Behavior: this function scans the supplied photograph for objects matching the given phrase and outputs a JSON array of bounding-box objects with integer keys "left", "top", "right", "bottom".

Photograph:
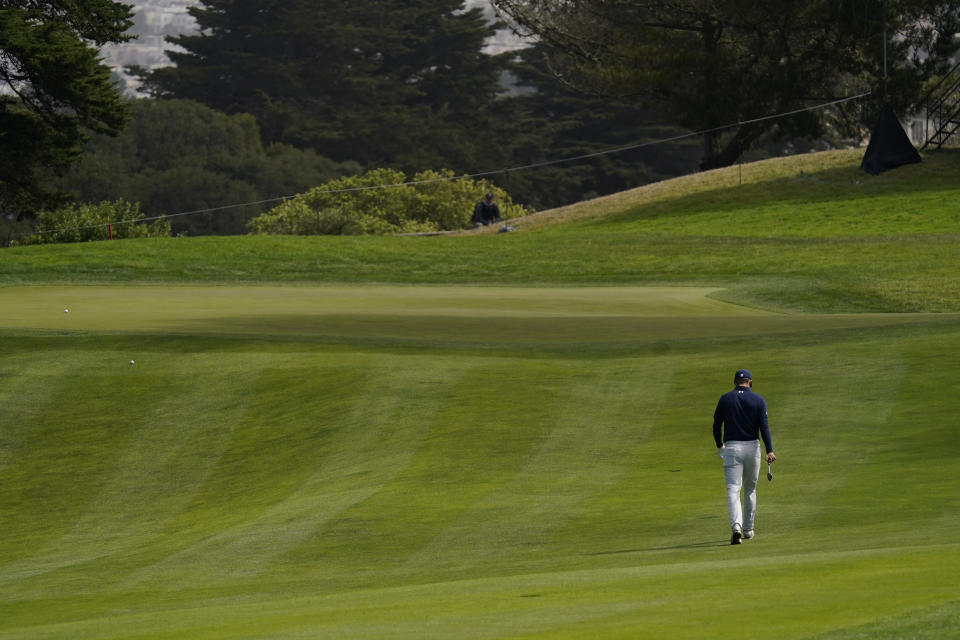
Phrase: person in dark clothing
[
  {"left": 713, "top": 369, "right": 776, "bottom": 545},
  {"left": 471, "top": 192, "right": 501, "bottom": 227}
]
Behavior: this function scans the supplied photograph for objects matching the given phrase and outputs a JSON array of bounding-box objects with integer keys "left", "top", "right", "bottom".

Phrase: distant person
[
  {"left": 712, "top": 369, "right": 776, "bottom": 544},
  {"left": 471, "top": 192, "right": 501, "bottom": 227}
]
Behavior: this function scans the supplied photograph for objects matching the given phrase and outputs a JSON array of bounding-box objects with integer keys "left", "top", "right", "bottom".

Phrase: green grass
[
  {"left": 3, "top": 148, "right": 960, "bottom": 313},
  {"left": 1, "top": 149, "right": 959, "bottom": 639}
]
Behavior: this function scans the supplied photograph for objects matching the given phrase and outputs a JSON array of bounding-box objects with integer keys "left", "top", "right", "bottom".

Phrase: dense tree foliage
[
  {"left": 0, "top": 0, "right": 133, "bottom": 213},
  {"left": 492, "top": 0, "right": 960, "bottom": 169},
  {"left": 142, "top": 0, "right": 511, "bottom": 173},
  {"left": 23, "top": 0, "right": 954, "bottom": 240},
  {"left": 139, "top": 0, "right": 890, "bottom": 217},
  {"left": 54, "top": 99, "right": 360, "bottom": 236},
  {"left": 496, "top": 42, "right": 701, "bottom": 210}
]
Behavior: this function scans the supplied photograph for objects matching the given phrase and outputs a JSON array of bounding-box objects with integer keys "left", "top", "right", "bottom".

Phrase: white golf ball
[
  {"left": 64, "top": 309, "right": 69, "bottom": 313},
  {"left": 130, "top": 360, "right": 135, "bottom": 365}
]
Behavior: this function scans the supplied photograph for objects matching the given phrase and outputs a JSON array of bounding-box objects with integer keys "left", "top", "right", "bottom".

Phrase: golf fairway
[{"left": 1, "top": 284, "right": 958, "bottom": 639}]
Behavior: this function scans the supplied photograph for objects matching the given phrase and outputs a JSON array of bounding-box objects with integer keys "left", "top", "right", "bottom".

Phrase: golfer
[{"left": 712, "top": 369, "right": 775, "bottom": 544}]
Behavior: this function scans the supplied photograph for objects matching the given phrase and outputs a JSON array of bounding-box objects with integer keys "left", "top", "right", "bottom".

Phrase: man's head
[
  {"left": 484, "top": 192, "right": 494, "bottom": 202},
  {"left": 734, "top": 369, "right": 752, "bottom": 386}
]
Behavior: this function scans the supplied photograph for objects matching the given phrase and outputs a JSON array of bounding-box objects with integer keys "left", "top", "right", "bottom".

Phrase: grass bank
[{"left": 3, "top": 149, "right": 960, "bottom": 312}]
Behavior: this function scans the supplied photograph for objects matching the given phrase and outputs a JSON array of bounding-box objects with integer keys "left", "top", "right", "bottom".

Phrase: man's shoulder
[{"left": 718, "top": 388, "right": 739, "bottom": 402}]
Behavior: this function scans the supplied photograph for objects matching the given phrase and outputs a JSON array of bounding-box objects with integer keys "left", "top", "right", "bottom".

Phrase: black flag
[{"left": 861, "top": 102, "right": 921, "bottom": 175}]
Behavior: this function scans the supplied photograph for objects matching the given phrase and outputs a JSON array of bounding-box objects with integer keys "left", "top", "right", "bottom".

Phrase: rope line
[{"left": 35, "top": 92, "right": 871, "bottom": 235}]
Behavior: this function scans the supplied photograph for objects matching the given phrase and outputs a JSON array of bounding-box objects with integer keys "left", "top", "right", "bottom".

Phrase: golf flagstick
[{"left": 767, "top": 461, "right": 773, "bottom": 481}]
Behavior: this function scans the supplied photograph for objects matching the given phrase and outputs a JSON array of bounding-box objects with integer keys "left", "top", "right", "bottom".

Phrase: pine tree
[
  {"left": 0, "top": 0, "right": 133, "bottom": 213},
  {"left": 143, "top": 0, "right": 509, "bottom": 173},
  {"left": 493, "top": 0, "right": 960, "bottom": 169},
  {"left": 495, "top": 42, "right": 701, "bottom": 210}
]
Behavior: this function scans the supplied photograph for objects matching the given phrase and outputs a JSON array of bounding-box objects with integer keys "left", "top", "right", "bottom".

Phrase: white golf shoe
[
  {"left": 743, "top": 530, "right": 755, "bottom": 540},
  {"left": 730, "top": 525, "right": 743, "bottom": 545}
]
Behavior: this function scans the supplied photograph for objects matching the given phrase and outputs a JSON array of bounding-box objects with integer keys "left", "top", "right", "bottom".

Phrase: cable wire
[{"left": 34, "top": 91, "right": 872, "bottom": 236}]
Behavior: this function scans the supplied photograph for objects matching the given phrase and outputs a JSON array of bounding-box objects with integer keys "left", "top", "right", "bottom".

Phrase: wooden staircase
[{"left": 921, "top": 60, "right": 960, "bottom": 149}]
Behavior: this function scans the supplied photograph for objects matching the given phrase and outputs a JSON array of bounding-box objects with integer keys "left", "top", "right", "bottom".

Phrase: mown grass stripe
[
  {"left": 2, "top": 149, "right": 960, "bottom": 638},
  {"left": 2, "top": 544, "right": 955, "bottom": 640}
]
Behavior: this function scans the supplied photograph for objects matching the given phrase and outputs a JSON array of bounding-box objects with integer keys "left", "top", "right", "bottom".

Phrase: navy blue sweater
[{"left": 713, "top": 385, "right": 773, "bottom": 453}]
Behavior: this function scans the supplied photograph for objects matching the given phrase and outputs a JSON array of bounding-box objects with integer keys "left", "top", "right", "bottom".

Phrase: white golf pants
[{"left": 721, "top": 440, "right": 761, "bottom": 532}]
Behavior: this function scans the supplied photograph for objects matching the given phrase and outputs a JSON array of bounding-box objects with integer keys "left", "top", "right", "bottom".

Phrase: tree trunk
[
  {"left": 700, "top": 129, "right": 724, "bottom": 170},
  {"left": 700, "top": 121, "right": 768, "bottom": 170}
]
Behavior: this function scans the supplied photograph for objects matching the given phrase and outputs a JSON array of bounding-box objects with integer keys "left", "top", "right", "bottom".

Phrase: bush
[
  {"left": 21, "top": 200, "right": 171, "bottom": 244},
  {"left": 247, "top": 168, "right": 530, "bottom": 236}
]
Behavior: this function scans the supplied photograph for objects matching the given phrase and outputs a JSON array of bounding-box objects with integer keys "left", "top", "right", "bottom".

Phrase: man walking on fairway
[{"left": 713, "top": 369, "right": 776, "bottom": 545}]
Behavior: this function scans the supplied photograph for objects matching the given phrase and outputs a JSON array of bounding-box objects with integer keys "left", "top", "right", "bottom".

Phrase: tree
[
  {"left": 141, "top": 0, "right": 511, "bottom": 173},
  {"left": 0, "top": 0, "right": 133, "bottom": 213},
  {"left": 53, "top": 99, "right": 360, "bottom": 235},
  {"left": 493, "top": 42, "right": 701, "bottom": 210},
  {"left": 492, "top": 0, "right": 960, "bottom": 169}
]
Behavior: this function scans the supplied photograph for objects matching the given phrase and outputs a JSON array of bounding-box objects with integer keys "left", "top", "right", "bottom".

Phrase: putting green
[{"left": 0, "top": 285, "right": 949, "bottom": 346}]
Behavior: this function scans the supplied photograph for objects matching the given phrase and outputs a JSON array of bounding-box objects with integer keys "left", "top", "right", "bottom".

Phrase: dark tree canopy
[
  {"left": 492, "top": 0, "right": 960, "bottom": 169},
  {"left": 142, "top": 0, "right": 511, "bottom": 173},
  {"left": 494, "top": 41, "right": 701, "bottom": 210},
  {"left": 54, "top": 98, "right": 360, "bottom": 236},
  {"left": 0, "top": 0, "right": 133, "bottom": 212}
]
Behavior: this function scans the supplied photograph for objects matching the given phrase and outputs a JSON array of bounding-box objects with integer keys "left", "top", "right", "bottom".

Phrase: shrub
[
  {"left": 22, "top": 200, "right": 171, "bottom": 244},
  {"left": 247, "top": 168, "right": 530, "bottom": 235}
]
